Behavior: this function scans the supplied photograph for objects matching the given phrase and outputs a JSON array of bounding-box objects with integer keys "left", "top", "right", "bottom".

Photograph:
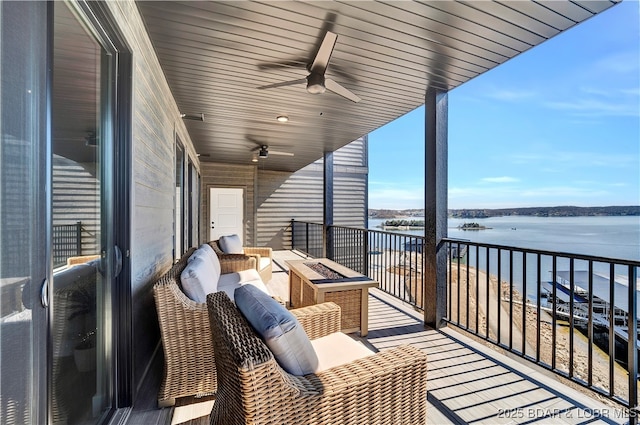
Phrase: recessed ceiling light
[{"left": 276, "top": 115, "right": 289, "bottom": 123}]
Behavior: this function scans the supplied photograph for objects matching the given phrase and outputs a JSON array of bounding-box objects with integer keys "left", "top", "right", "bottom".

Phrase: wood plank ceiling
[{"left": 136, "top": 0, "right": 619, "bottom": 172}]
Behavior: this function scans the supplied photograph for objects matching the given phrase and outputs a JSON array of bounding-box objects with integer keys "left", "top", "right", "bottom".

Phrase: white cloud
[
  {"left": 447, "top": 180, "right": 638, "bottom": 209},
  {"left": 545, "top": 98, "right": 639, "bottom": 117},
  {"left": 488, "top": 89, "right": 537, "bottom": 102},
  {"left": 481, "top": 176, "right": 519, "bottom": 183},
  {"left": 369, "top": 186, "right": 424, "bottom": 210},
  {"left": 508, "top": 151, "right": 638, "bottom": 168}
]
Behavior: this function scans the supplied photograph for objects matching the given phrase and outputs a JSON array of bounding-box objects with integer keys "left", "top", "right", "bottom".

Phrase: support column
[
  {"left": 424, "top": 87, "right": 448, "bottom": 329},
  {"left": 323, "top": 151, "right": 334, "bottom": 259}
]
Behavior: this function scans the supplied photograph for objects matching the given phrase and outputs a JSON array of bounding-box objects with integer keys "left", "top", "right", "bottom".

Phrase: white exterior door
[{"left": 209, "top": 187, "right": 244, "bottom": 243}]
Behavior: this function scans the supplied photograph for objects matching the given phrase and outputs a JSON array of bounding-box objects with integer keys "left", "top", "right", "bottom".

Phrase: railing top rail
[
  {"left": 292, "top": 220, "right": 426, "bottom": 239},
  {"left": 442, "top": 237, "right": 640, "bottom": 267}
]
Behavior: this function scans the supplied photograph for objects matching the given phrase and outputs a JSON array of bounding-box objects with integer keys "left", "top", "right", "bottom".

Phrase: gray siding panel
[
  {"left": 255, "top": 137, "right": 368, "bottom": 249},
  {"left": 105, "top": 0, "right": 200, "bottom": 393}
]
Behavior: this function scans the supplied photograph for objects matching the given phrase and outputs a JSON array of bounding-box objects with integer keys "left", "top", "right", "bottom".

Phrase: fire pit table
[{"left": 286, "top": 258, "right": 378, "bottom": 336}]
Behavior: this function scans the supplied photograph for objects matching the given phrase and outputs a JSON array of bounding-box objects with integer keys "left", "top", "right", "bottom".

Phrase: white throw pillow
[
  {"left": 219, "top": 234, "right": 243, "bottom": 254},
  {"left": 180, "top": 256, "right": 220, "bottom": 303},
  {"left": 188, "top": 244, "right": 221, "bottom": 277}
]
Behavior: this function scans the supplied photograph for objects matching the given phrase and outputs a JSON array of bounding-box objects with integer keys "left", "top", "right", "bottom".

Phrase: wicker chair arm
[
  {"left": 153, "top": 281, "right": 216, "bottom": 406},
  {"left": 290, "top": 302, "right": 341, "bottom": 339},
  {"left": 218, "top": 254, "right": 256, "bottom": 274},
  {"left": 314, "top": 344, "right": 426, "bottom": 386},
  {"left": 243, "top": 247, "right": 272, "bottom": 259}
]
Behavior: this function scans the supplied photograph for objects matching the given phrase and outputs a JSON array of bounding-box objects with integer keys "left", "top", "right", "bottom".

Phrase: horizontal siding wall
[
  {"left": 105, "top": 0, "right": 200, "bottom": 395},
  {"left": 199, "top": 162, "right": 256, "bottom": 246},
  {"left": 52, "top": 155, "right": 100, "bottom": 260},
  {"left": 256, "top": 167, "right": 324, "bottom": 249},
  {"left": 256, "top": 136, "right": 368, "bottom": 249}
]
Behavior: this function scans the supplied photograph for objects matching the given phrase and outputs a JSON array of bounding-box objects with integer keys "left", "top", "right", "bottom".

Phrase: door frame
[
  {"left": 51, "top": 1, "right": 133, "bottom": 417},
  {"left": 206, "top": 185, "right": 246, "bottom": 243}
]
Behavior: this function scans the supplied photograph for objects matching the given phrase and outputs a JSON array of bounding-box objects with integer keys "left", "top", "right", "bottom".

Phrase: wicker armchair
[
  {"left": 208, "top": 240, "right": 272, "bottom": 282},
  {"left": 153, "top": 248, "right": 256, "bottom": 407},
  {"left": 206, "top": 291, "right": 428, "bottom": 425}
]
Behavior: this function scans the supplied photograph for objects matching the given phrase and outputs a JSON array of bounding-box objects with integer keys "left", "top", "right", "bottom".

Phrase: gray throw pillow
[{"left": 234, "top": 284, "right": 318, "bottom": 375}]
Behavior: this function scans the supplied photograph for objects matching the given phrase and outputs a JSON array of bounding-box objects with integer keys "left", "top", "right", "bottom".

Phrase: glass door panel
[
  {"left": 0, "top": 2, "right": 48, "bottom": 424},
  {"left": 51, "top": 3, "right": 113, "bottom": 423}
]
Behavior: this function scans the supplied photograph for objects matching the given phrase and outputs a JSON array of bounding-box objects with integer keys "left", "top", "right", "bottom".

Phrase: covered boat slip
[
  {"left": 546, "top": 270, "right": 640, "bottom": 319},
  {"left": 544, "top": 270, "right": 640, "bottom": 350}
]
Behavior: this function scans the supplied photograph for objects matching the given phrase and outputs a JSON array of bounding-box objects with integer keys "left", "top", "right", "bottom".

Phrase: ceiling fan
[
  {"left": 252, "top": 144, "right": 294, "bottom": 159},
  {"left": 246, "top": 136, "right": 294, "bottom": 159},
  {"left": 257, "top": 31, "right": 361, "bottom": 103}
]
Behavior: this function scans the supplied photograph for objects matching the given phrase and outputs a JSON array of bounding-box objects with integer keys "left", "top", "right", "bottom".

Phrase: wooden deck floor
[{"left": 137, "top": 250, "right": 629, "bottom": 425}]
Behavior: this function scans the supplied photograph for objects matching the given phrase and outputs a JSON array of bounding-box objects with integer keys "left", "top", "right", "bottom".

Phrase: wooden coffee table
[{"left": 286, "top": 258, "right": 378, "bottom": 336}]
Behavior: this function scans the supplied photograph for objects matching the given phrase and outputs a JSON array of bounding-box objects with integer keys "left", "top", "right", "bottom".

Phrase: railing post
[
  {"left": 325, "top": 224, "right": 334, "bottom": 260},
  {"left": 76, "top": 221, "right": 82, "bottom": 255},
  {"left": 305, "top": 222, "right": 309, "bottom": 256},
  {"left": 628, "top": 265, "right": 638, "bottom": 422},
  {"left": 290, "top": 219, "right": 295, "bottom": 250},
  {"left": 363, "top": 229, "right": 369, "bottom": 276}
]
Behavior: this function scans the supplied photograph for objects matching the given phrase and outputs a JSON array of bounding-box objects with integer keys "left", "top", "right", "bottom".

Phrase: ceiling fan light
[
  {"left": 307, "top": 83, "right": 325, "bottom": 94},
  {"left": 276, "top": 115, "right": 289, "bottom": 122}
]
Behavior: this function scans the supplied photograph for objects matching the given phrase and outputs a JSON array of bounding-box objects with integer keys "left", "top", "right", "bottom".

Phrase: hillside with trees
[{"left": 369, "top": 206, "right": 640, "bottom": 219}]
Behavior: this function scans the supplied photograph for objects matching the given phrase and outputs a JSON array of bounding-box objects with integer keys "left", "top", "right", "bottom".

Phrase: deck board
[{"left": 145, "top": 250, "right": 628, "bottom": 425}]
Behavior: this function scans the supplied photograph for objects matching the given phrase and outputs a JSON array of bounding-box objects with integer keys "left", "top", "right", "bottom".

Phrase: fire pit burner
[{"left": 304, "top": 262, "right": 346, "bottom": 280}]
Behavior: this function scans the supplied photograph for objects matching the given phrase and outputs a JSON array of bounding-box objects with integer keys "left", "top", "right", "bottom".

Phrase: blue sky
[{"left": 368, "top": 0, "right": 640, "bottom": 210}]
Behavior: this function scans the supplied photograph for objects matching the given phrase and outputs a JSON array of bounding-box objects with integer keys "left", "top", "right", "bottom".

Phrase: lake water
[
  {"left": 368, "top": 215, "right": 640, "bottom": 302},
  {"left": 368, "top": 216, "right": 640, "bottom": 261}
]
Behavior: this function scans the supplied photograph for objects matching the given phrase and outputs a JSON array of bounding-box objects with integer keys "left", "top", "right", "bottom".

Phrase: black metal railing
[
  {"left": 290, "top": 219, "right": 640, "bottom": 415},
  {"left": 291, "top": 220, "right": 426, "bottom": 311},
  {"left": 443, "top": 238, "right": 640, "bottom": 414},
  {"left": 52, "top": 221, "right": 82, "bottom": 267}
]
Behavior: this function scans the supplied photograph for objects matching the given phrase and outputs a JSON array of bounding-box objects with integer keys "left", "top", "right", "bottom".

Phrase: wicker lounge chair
[
  {"left": 153, "top": 248, "right": 256, "bottom": 407},
  {"left": 206, "top": 291, "right": 428, "bottom": 425},
  {"left": 209, "top": 239, "right": 272, "bottom": 282}
]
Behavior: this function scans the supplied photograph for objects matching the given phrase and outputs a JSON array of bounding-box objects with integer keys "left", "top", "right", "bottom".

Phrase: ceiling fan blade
[
  {"left": 257, "top": 78, "right": 306, "bottom": 90},
  {"left": 325, "top": 78, "right": 361, "bottom": 103},
  {"left": 309, "top": 31, "right": 337, "bottom": 74},
  {"left": 269, "top": 149, "right": 295, "bottom": 157},
  {"left": 257, "top": 58, "right": 307, "bottom": 71}
]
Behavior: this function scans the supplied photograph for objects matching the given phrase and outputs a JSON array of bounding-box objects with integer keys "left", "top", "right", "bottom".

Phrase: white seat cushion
[
  {"left": 311, "top": 332, "right": 375, "bottom": 373},
  {"left": 259, "top": 257, "right": 271, "bottom": 271},
  {"left": 217, "top": 277, "right": 269, "bottom": 302},
  {"left": 218, "top": 268, "right": 262, "bottom": 285}
]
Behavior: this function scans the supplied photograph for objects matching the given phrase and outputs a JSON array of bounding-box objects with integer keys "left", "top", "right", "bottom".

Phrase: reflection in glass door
[
  {"left": 50, "top": 3, "right": 115, "bottom": 423},
  {"left": 0, "top": 2, "right": 48, "bottom": 424}
]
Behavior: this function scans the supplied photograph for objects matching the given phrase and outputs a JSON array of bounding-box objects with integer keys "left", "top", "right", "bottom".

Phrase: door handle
[
  {"left": 211, "top": 221, "right": 215, "bottom": 229},
  {"left": 40, "top": 278, "right": 49, "bottom": 308},
  {"left": 114, "top": 245, "right": 123, "bottom": 278},
  {"left": 98, "top": 246, "right": 123, "bottom": 278}
]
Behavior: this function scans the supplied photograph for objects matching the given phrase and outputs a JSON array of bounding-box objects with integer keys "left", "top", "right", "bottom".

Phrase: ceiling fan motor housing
[
  {"left": 259, "top": 146, "right": 269, "bottom": 158},
  {"left": 306, "top": 73, "right": 326, "bottom": 94}
]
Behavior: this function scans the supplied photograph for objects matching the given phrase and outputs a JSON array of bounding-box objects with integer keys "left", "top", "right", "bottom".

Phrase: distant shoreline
[{"left": 369, "top": 205, "right": 640, "bottom": 220}]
